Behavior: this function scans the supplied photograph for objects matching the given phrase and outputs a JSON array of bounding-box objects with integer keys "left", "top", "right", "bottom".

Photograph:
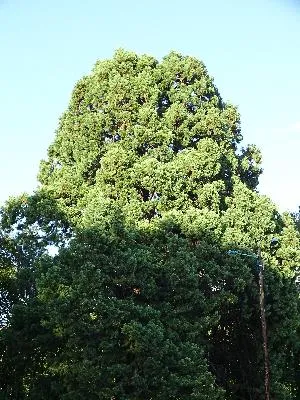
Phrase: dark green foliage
[
  {"left": 1, "top": 50, "right": 300, "bottom": 399},
  {"left": 291, "top": 208, "right": 300, "bottom": 234},
  {"left": 37, "top": 223, "right": 226, "bottom": 399}
]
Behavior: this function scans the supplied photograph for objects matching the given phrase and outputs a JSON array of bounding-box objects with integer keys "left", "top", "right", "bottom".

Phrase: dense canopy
[{"left": 1, "top": 50, "right": 300, "bottom": 400}]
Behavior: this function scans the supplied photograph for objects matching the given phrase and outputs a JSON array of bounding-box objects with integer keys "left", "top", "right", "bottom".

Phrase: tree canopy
[{"left": 1, "top": 49, "right": 300, "bottom": 400}]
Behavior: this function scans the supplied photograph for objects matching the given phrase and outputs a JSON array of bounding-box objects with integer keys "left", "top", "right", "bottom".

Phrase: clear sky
[{"left": 0, "top": 0, "right": 299, "bottom": 212}]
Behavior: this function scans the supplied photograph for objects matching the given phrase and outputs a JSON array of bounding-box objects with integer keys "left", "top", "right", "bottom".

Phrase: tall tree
[
  {"left": 38, "top": 49, "right": 261, "bottom": 225},
  {"left": 1, "top": 50, "right": 299, "bottom": 399}
]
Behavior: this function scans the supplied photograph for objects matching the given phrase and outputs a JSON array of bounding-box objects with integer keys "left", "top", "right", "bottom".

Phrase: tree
[
  {"left": 1, "top": 49, "right": 300, "bottom": 399},
  {"left": 0, "top": 193, "right": 71, "bottom": 399},
  {"left": 38, "top": 49, "right": 262, "bottom": 225}
]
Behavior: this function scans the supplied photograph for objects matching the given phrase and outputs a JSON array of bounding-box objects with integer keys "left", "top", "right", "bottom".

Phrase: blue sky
[{"left": 0, "top": 0, "right": 299, "bottom": 212}]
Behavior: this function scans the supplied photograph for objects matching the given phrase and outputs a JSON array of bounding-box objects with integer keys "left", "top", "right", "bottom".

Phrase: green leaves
[
  {"left": 37, "top": 49, "right": 258, "bottom": 225},
  {"left": 1, "top": 49, "right": 300, "bottom": 399}
]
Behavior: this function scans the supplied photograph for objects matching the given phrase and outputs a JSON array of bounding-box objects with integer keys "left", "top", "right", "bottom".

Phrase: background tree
[{"left": 0, "top": 193, "right": 70, "bottom": 399}]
